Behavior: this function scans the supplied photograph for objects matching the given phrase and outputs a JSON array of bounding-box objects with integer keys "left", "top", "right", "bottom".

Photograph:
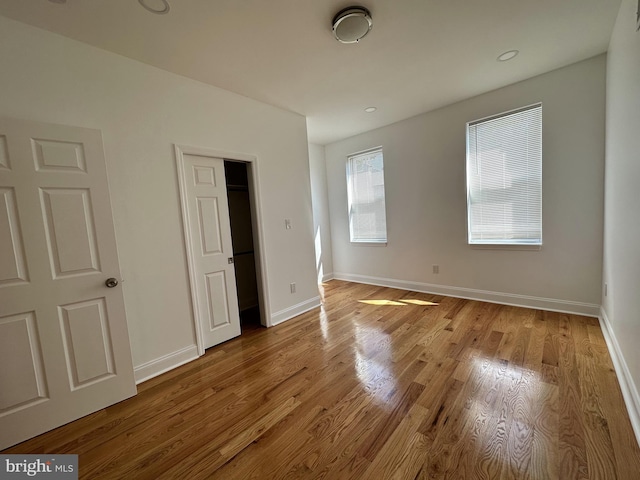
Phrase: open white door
[
  {"left": 0, "top": 118, "right": 136, "bottom": 450},
  {"left": 177, "top": 151, "right": 241, "bottom": 350}
]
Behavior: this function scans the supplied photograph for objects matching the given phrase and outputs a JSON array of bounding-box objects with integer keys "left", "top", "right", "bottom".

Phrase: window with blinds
[
  {"left": 346, "top": 148, "right": 387, "bottom": 243},
  {"left": 466, "top": 104, "right": 542, "bottom": 245}
]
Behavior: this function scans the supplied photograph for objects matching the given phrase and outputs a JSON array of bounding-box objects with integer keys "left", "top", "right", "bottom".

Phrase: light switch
[{"left": 285, "top": 219, "right": 292, "bottom": 230}]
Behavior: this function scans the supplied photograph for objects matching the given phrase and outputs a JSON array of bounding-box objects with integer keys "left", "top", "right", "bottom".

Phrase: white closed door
[
  {"left": 0, "top": 118, "right": 136, "bottom": 450},
  {"left": 180, "top": 154, "right": 241, "bottom": 349}
]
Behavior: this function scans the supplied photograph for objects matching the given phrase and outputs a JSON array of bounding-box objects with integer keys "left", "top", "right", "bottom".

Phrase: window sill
[
  {"left": 350, "top": 241, "right": 387, "bottom": 247},
  {"left": 469, "top": 243, "right": 541, "bottom": 251}
]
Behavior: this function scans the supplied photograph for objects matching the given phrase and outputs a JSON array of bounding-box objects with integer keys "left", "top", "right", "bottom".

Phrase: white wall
[
  {"left": 308, "top": 143, "right": 334, "bottom": 282},
  {"left": 602, "top": 0, "right": 640, "bottom": 438},
  {"left": 0, "top": 16, "right": 318, "bottom": 377},
  {"left": 325, "top": 55, "right": 606, "bottom": 313}
]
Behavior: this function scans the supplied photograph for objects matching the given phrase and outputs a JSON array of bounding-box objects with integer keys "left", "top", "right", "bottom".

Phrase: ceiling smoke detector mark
[
  {"left": 332, "top": 6, "right": 373, "bottom": 44},
  {"left": 497, "top": 50, "right": 519, "bottom": 62},
  {"left": 138, "top": 0, "right": 170, "bottom": 15},
  {"left": 364, "top": 107, "right": 377, "bottom": 113}
]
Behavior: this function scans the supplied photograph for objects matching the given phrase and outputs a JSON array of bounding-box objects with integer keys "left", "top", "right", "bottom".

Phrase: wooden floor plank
[
  {"left": 530, "top": 381, "right": 560, "bottom": 479},
  {"left": 557, "top": 335, "right": 590, "bottom": 479},
  {"left": 3, "top": 280, "right": 640, "bottom": 479}
]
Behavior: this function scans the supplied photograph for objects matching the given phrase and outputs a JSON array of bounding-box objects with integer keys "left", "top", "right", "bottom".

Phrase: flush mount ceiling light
[
  {"left": 138, "top": 0, "right": 170, "bottom": 15},
  {"left": 364, "top": 107, "right": 377, "bottom": 113},
  {"left": 497, "top": 50, "right": 519, "bottom": 62},
  {"left": 332, "top": 6, "right": 373, "bottom": 44}
]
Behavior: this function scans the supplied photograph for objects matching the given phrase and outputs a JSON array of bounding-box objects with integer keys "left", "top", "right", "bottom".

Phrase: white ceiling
[{"left": 0, "top": 0, "right": 621, "bottom": 145}]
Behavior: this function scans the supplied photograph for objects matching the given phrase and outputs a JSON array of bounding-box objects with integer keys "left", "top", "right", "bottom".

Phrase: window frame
[
  {"left": 346, "top": 147, "right": 388, "bottom": 245},
  {"left": 465, "top": 103, "right": 543, "bottom": 247}
]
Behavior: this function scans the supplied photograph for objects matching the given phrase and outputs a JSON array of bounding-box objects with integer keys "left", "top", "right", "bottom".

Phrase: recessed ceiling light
[
  {"left": 332, "top": 7, "right": 373, "bottom": 44},
  {"left": 364, "top": 107, "right": 377, "bottom": 113},
  {"left": 497, "top": 50, "right": 519, "bottom": 62},
  {"left": 138, "top": 0, "right": 170, "bottom": 15}
]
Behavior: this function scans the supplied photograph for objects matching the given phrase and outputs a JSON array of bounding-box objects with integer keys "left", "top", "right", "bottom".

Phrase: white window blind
[
  {"left": 466, "top": 104, "right": 542, "bottom": 245},
  {"left": 347, "top": 148, "right": 387, "bottom": 243}
]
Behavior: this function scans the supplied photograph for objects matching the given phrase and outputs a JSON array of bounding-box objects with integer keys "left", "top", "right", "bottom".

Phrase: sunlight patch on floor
[
  {"left": 401, "top": 299, "right": 438, "bottom": 306},
  {"left": 358, "top": 299, "right": 439, "bottom": 306}
]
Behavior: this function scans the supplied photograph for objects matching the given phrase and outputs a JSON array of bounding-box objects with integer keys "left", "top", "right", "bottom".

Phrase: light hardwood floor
[{"left": 4, "top": 280, "right": 640, "bottom": 479}]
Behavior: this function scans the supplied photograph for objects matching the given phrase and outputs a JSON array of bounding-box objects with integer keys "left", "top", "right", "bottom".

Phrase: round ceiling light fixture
[
  {"left": 138, "top": 0, "right": 170, "bottom": 15},
  {"left": 364, "top": 107, "right": 377, "bottom": 113},
  {"left": 332, "top": 6, "right": 373, "bottom": 44},
  {"left": 497, "top": 50, "right": 519, "bottom": 62}
]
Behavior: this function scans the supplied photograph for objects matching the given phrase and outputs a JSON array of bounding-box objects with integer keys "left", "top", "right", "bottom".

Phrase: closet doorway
[
  {"left": 224, "top": 160, "right": 262, "bottom": 332},
  {"left": 176, "top": 145, "right": 270, "bottom": 357}
]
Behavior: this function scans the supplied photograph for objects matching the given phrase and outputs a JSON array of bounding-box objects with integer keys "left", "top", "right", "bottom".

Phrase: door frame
[{"left": 175, "top": 144, "right": 271, "bottom": 356}]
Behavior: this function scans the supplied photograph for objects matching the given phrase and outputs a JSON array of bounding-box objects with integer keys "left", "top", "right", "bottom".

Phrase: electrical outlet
[
  {"left": 290, "top": 282, "right": 296, "bottom": 294},
  {"left": 432, "top": 264, "right": 439, "bottom": 274}
]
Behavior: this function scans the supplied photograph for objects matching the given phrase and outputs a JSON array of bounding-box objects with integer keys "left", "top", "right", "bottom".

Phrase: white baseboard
[
  {"left": 599, "top": 307, "right": 640, "bottom": 445},
  {"left": 332, "top": 272, "right": 600, "bottom": 317},
  {"left": 134, "top": 344, "right": 199, "bottom": 384},
  {"left": 322, "top": 273, "right": 334, "bottom": 282},
  {"left": 270, "top": 296, "right": 321, "bottom": 326}
]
